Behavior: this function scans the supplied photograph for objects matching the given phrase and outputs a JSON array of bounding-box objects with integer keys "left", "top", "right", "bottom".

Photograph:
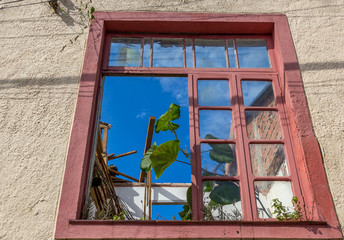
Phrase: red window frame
[{"left": 55, "top": 12, "right": 343, "bottom": 239}]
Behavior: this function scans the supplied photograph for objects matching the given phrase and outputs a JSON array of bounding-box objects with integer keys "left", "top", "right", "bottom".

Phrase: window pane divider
[
  {"left": 247, "top": 140, "right": 284, "bottom": 144},
  {"left": 202, "top": 176, "right": 240, "bottom": 181},
  {"left": 243, "top": 106, "right": 278, "bottom": 111},
  {"left": 199, "top": 139, "right": 236, "bottom": 144},
  {"left": 197, "top": 106, "right": 233, "bottom": 111},
  {"left": 233, "top": 39, "right": 239, "bottom": 68},
  {"left": 253, "top": 176, "right": 292, "bottom": 181}
]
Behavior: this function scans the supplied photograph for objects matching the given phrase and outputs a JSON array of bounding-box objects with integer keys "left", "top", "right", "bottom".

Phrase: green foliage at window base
[
  {"left": 179, "top": 186, "right": 192, "bottom": 220},
  {"left": 271, "top": 196, "right": 303, "bottom": 221},
  {"left": 113, "top": 211, "right": 126, "bottom": 220}
]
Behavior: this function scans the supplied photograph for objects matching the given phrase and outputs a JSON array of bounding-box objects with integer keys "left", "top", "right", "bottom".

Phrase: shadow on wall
[
  {"left": 300, "top": 61, "right": 344, "bottom": 71},
  {"left": 0, "top": 76, "right": 80, "bottom": 100},
  {"left": 286, "top": 61, "right": 344, "bottom": 71}
]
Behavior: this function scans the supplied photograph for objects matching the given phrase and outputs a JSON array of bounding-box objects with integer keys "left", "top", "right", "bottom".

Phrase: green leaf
[
  {"left": 179, "top": 205, "right": 192, "bottom": 220},
  {"left": 205, "top": 134, "right": 234, "bottom": 163},
  {"left": 155, "top": 103, "right": 180, "bottom": 133},
  {"left": 151, "top": 140, "right": 180, "bottom": 179},
  {"left": 209, "top": 150, "right": 234, "bottom": 163},
  {"left": 186, "top": 186, "right": 192, "bottom": 207},
  {"left": 209, "top": 182, "right": 240, "bottom": 205},
  {"left": 203, "top": 181, "right": 214, "bottom": 193},
  {"left": 90, "top": 6, "right": 95, "bottom": 14},
  {"left": 140, "top": 143, "right": 157, "bottom": 172}
]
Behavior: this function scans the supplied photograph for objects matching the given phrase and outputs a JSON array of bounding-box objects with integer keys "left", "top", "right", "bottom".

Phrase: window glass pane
[
  {"left": 101, "top": 76, "right": 190, "bottom": 183},
  {"left": 198, "top": 80, "right": 231, "bottom": 106},
  {"left": 245, "top": 111, "right": 282, "bottom": 140},
  {"left": 201, "top": 143, "right": 237, "bottom": 176},
  {"left": 153, "top": 38, "right": 184, "bottom": 67},
  {"left": 250, "top": 144, "right": 289, "bottom": 176},
  {"left": 203, "top": 181, "right": 242, "bottom": 220},
  {"left": 185, "top": 39, "right": 193, "bottom": 68},
  {"left": 142, "top": 38, "right": 151, "bottom": 67},
  {"left": 241, "top": 80, "right": 276, "bottom": 106},
  {"left": 254, "top": 181, "right": 293, "bottom": 219},
  {"left": 227, "top": 40, "right": 237, "bottom": 68},
  {"left": 199, "top": 110, "right": 234, "bottom": 139},
  {"left": 236, "top": 39, "right": 270, "bottom": 68},
  {"left": 109, "top": 38, "right": 141, "bottom": 67},
  {"left": 195, "top": 39, "right": 226, "bottom": 68}
]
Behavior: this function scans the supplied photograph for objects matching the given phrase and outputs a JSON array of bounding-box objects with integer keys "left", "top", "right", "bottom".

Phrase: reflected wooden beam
[
  {"left": 109, "top": 168, "right": 140, "bottom": 182},
  {"left": 108, "top": 150, "right": 137, "bottom": 161},
  {"left": 139, "top": 117, "right": 156, "bottom": 182}
]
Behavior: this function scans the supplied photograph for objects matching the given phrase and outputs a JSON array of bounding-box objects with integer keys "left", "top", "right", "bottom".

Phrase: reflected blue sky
[
  {"left": 153, "top": 39, "right": 184, "bottom": 67},
  {"left": 198, "top": 80, "right": 231, "bottom": 106},
  {"left": 241, "top": 81, "right": 274, "bottom": 106},
  {"left": 108, "top": 37, "right": 271, "bottom": 69},
  {"left": 199, "top": 110, "right": 233, "bottom": 139},
  {"left": 195, "top": 39, "right": 226, "bottom": 68},
  {"left": 236, "top": 39, "right": 270, "bottom": 68}
]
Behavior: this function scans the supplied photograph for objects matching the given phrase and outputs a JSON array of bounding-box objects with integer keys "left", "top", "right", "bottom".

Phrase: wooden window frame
[{"left": 55, "top": 12, "right": 343, "bottom": 239}]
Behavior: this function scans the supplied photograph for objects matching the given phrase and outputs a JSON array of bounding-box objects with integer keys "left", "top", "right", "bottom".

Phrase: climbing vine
[{"left": 48, "top": 0, "right": 95, "bottom": 51}]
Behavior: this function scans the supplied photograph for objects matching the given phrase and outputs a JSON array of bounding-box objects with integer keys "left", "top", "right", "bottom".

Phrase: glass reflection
[
  {"left": 203, "top": 181, "right": 242, "bottom": 220},
  {"left": 199, "top": 110, "right": 234, "bottom": 139},
  {"left": 241, "top": 81, "right": 276, "bottom": 106},
  {"left": 250, "top": 144, "right": 289, "bottom": 176},
  {"left": 245, "top": 111, "right": 282, "bottom": 140},
  {"left": 198, "top": 80, "right": 231, "bottom": 106},
  {"left": 201, "top": 143, "right": 237, "bottom": 176},
  {"left": 195, "top": 39, "right": 226, "bottom": 68},
  {"left": 109, "top": 38, "right": 141, "bottom": 67},
  {"left": 142, "top": 38, "right": 151, "bottom": 67},
  {"left": 153, "top": 38, "right": 183, "bottom": 68},
  {"left": 227, "top": 40, "right": 237, "bottom": 68},
  {"left": 185, "top": 39, "right": 193, "bottom": 68},
  {"left": 254, "top": 181, "right": 293, "bottom": 218},
  {"left": 236, "top": 39, "right": 270, "bottom": 68}
]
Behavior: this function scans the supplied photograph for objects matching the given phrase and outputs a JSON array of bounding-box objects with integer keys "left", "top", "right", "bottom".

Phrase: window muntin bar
[{"left": 108, "top": 36, "right": 271, "bottom": 69}]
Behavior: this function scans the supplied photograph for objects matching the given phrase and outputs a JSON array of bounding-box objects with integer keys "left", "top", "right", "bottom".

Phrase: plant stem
[
  {"left": 175, "top": 159, "right": 191, "bottom": 165},
  {"left": 179, "top": 148, "right": 191, "bottom": 161},
  {"left": 170, "top": 129, "right": 178, "bottom": 140}
]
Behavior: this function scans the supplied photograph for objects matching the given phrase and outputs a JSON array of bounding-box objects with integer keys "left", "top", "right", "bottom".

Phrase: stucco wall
[{"left": 0, "top": 0, "right": 343, "bottom": 239}]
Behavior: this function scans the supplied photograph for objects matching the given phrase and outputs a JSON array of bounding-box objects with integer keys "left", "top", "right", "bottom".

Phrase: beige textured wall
[{"left": 0, "top": 0, "right": 343, "bottom": 239}]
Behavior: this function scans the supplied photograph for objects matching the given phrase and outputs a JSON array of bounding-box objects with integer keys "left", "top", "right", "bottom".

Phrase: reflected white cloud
[
  {"left": 136, "top": 111, "right": 147, "bottom": 119},
  {"left": 198, "top": 80, "right": 230, "bottom": 106},
  {"left": 153, "top": 39, "right": 184, "bottom": 68},
  {"left": 159, "top": 77, "right": 188, "bottom": 107}
]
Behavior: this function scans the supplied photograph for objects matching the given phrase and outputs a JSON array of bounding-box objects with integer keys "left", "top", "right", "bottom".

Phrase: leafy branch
[{"left": 271, "top": 196, "right": 303, "bottom": 221}]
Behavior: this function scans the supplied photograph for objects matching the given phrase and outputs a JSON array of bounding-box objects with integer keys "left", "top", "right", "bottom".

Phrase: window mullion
[{"left": 232, "top": 73, "right": 255, "bottom": 221}]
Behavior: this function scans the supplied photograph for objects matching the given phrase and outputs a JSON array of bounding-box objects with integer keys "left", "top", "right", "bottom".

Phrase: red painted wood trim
[
  {"left": 55, "top": 19, "right": 106, "bottom": 238},
  {"left": 273, "top": 16, "right": 340, "bottom": 226},
  {"left": 58, "top": 220, "right": 341, "bottom": 239},
  {"left": 55, "top": 12, "right": 343, "bottom": 240}
]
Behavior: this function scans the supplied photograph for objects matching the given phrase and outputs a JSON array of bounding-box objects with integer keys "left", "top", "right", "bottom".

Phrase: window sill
[
  {"left": 70, "top": 219, "right": 328, "bottom": 225},
  {"left": 58, "top": 219, "right": 342, "bottom": 240}
]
